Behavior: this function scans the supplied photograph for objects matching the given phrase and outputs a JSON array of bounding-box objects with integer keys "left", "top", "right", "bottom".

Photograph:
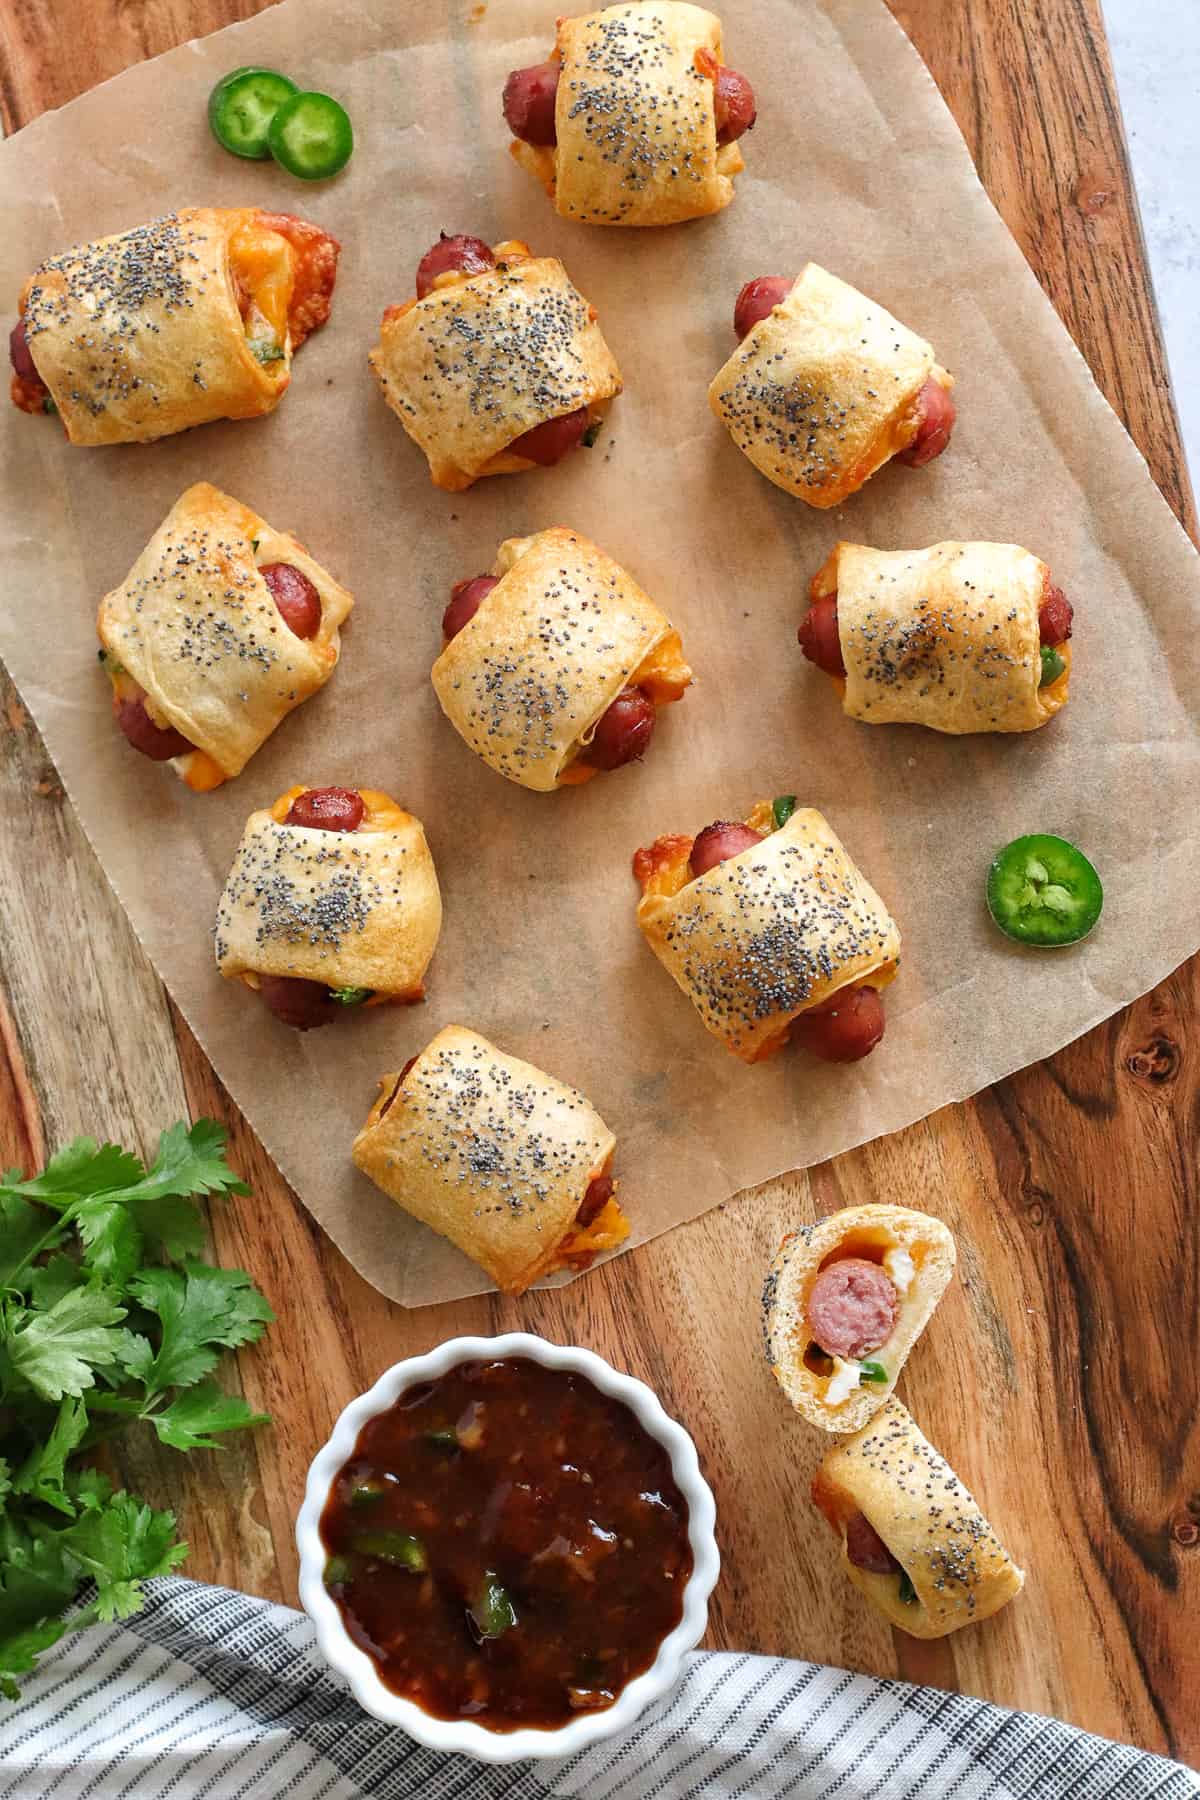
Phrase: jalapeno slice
[
  {"left": 987, "top": 834, "right": 1103, "bottom": 947},
  {"left": 208, "top": 67, "right": 299, "bottom": 160},
  {"left": 268, "top": 91, "right": 354, "bottom": 180}
]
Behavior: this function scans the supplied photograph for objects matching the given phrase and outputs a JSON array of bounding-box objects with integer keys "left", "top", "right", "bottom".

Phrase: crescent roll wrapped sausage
[
  {"left": 352, "top": 1026, "right": 628, "bottom": 1295},
  {"left": 432, "top": 527, "right": 691, "bottom": 791},
  {"left": 368, "top": 236, "right": 622, "bottom": 491},
  {"left": 214, "top": 786, "right": 442, "bottom": 1031},
  {"left": 801, "top": 541, "right": 1073, "bottom": 733},
  {"left": 762, "top": 1205, "right": 956, "bottom": 1434},
  {"left": 10, "top": 208, "right": 338, "bottom": 444},
  {"left": 504, "top": 2, "right": 754, "bottom": 227},
  {"left": 97, "top": 483, "right": 353, "bottom": 793},
  {"left": 813, "top": 1398, "right": 1024, "bottom": 1638},
  {"left": 634, "top": 800, "right": 900, "bottom": 1063},
  {"left": 709, "top": 264, "right": 955, "bottom": 507}
]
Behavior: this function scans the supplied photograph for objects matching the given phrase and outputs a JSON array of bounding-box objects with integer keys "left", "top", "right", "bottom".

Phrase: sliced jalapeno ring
[
  {"left": 349, "top": 1529, "right": 427, "bottom": 1571},
  {"left": 469, "top": 1573, "right": 518, "bottom": 1640},
  {"left": 986, "top": 834, "right": 1103, "bottom": 947},
  {"left": 209, "top": 67, "right": 299, "bottom": 160},
  {"left": 773, "top": 794, "right": 797, "bottom": 829},
  {"left": 268, "top": 90, "right": 354, "bottom": 180}
]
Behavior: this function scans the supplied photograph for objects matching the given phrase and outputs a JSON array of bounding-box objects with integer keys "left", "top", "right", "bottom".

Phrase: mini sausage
[
  {"left": 443, "top": 574, "right": 499, "bottom": 641},
  {"left": 713, "top": 66, "right": 757, "bottom": 144},
  {"left": 503, "top": 60, "right": 560, "bottom": 146},
  {"left": 792, "top": 986, "right": 886, "bottom": 1063},
  {"left": 260, "top": 562, "right": 322, "bottom": 640},
  {"left": 797, "top": 593, "right": 846, "bottom": 678},
  {"left": 285, "top": 787, "right": 365, "bottom": 832},
  {"left": 582, "top": 687, "right": 655, "bottom": 771},
  {"left": 257, "top": 974, "right": 337, "bottom": 1031},
  {"left": 806, "top": 1255, "right": 898, "bottom": 1359},
  {"left": 115, "top": 692, "right": 193, "bottom": 762},
  {"left": 577, "top": 1172, "right": 615, "bottom": 1226},
  {"left": 844, "top": 1510, "right": 900, "bottom": 1575},
  {"left": 689, "top": 821, "right": 764, "bottom": 877},
  {"left": 415, "top": 234, "right": 496, "bottom": 301},
  {"left": 509, "top": 405, "right": 590, "bottom": 466},
  {"left": 1038, "top": 583, "right": 1074, "bottom": 647},
  {"left": 9, "top": 317, "right": 41, "bottom": 385},
  {"left": 895, "top": 377, "right": 956, "bottom": 467},
  {"left": 733, "top": 275, "right": 793, "bottom": 341}
]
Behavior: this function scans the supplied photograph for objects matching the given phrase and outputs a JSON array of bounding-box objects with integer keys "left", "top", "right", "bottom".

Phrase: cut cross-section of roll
[
  {"left": 762, "top": 1204, "right": 955, "bottom": 1432},
  {"left": 813, "top": 1397, "right": 1024, "bottom": 1637}
]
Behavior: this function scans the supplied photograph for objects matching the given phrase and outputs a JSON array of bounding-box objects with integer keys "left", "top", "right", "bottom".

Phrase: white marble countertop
[{"left": 1105, "top": 0, "right": 1200, "bottom": 489}]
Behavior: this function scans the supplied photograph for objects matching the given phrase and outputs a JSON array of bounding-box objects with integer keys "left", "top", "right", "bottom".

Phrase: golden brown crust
[
  {"left": 96, "top": 483, "right": 352, "bottom": 784},
  {"left": 708, "top": 264, "right": 946, "bottom": 506},
  {"left": 813, "top": 540, "right": 1068, "bottom": 733},
  {"left": 20, "top": 209, "right": 294, "bottom": 445},
  {"left": 214, "top": 792, "right": 441, "bottom": 996},
  {"left": 635, "top": 806, "right": 900, "bottom": 1061},
  {"left": 762, "top": 1204, "right": 956, "bottom": 1433},
  {"left": 431, "top": 527, "right": 685, "bottom": 791},
  {"left": 542, "top": 2, "right": 742, "bottom": 226},
  {"left": 367, "top": 251, "right": 622, "bottom": 490},
  {"left": 351, "top": 1026, "right": 617, "bottom": 1295},
  {"left": 813, "top": 1398, "right": 1024, "bottom": 1638}
]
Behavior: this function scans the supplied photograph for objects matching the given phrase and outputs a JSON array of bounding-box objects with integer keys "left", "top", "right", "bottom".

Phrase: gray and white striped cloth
[{"left": 1, "top": 1578, "right": 1195, "bottom": 1798}]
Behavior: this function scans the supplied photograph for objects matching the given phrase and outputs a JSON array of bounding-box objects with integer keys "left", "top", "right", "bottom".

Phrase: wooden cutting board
[{"left": 1, "top": 0, "right": 1196, "bottom": 1763}]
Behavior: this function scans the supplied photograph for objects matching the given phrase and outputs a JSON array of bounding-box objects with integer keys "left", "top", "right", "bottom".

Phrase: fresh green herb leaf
[
  {"left": 897, "top": 1569, "right": 918, "bottom": 1606},
  {"left": 581, "top": 419, "right": 602, "bottom": 448},
  {"left": 7, "top": 1287, "right": 130, "bottom": 1401},
  {"left": 0, "top": 1197, "right": 64, "bottom": 1289},
  {"left": 128, "top": 1262, "right": 273, "bottom": 1397},
  {"left": 147, "top": 1382, "right": 269, "bottom": 1452},
  {"left": 248, "top": 338, "right": 285, "bottom": 365},
  {"left": 27, "top": 1254, "right": 85, "bottom": 1311},
  {"left": 1, "top": 1139, "right": 141, "bottom": 1213},
  {"left": 772, "top": 794, "right": 797, "bottom": 830},
  {"left": 329, "top": 986, "right": 372, "bottom": 1007},
  {"left": 857, "top": 1360, "right": 887, "bottom": 1384},
  {"left": 0, "top": 1121, "right": 271, "bottom": 1696},
  {"left": 11, "top": 1397, "right": 88, "bottom": 1514}
]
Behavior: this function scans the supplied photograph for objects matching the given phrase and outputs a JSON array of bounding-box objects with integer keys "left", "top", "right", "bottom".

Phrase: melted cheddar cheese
[
  {"left": 631, "top": 630, "right": 693, "bottom": 702},
  {"left": 178, "top": 751, "right": 226, "bottom": 793},
  {"left": 229, "top": 216, "right": 295, "bottom": 349},
  {"left": 555, "top": 1197, "right": 630, "bottom": 1270}
]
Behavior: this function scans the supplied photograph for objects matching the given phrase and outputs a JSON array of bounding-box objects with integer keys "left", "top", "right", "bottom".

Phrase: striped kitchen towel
[{"left": 0, "top": 1578, "right": 1195, "bottom": 1798}]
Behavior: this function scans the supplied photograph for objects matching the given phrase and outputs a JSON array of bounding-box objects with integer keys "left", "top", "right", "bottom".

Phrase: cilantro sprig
[{"left": 0, "top": 1121, "right": 272, "bottom": 1698}]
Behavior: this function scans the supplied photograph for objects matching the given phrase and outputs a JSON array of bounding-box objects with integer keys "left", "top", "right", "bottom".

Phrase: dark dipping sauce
[{"left": 319, "top": 1356, "right": 693, "bottom": 1731}]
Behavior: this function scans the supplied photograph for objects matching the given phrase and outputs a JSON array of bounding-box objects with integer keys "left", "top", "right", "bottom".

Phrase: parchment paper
[{"left": 1, "top": 0, "right": 1198, "bottom": 1305}]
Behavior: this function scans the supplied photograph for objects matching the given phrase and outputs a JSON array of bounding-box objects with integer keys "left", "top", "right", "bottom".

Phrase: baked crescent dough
[
  {"left": 214, "top": 788, "right": 442, "bottom": 999},
  {"left": 97, "top": 483, "right": 353, "bottom": 790},
  {"left": 431, "top": 527, "right": 691, "bottom": 791},
  {"left": 15, "top": 208, "right": 334, "bottom": 445},
  {"left": 762, "top": 1205, "right": 956, "bottom": 1434},
  {"left": 512, "top": 2, "right": 745, "bottom": 226},
  {"left": 813, "top": 1397, "right": 1025, "bottom": 1638},
  {"left": 634, "top": 804, "right": 900, "bottom": 1062},
  {"left": 708, "top": 264, "right": 952, "bottom": 507},
  {"left": 812, "top": 541, "right": 1070, "bottom": 733},
  {"left": 351, "top": 1026, "right": 626, "bottom": 1295},
  {"left": 368, "top": 243, "right": 622, "bottom": 491}
]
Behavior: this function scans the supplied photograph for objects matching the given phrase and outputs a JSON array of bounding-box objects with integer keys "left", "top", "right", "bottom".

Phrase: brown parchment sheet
[{"left": 1, "top": 0, "right": 1197, "bottom": 1306}]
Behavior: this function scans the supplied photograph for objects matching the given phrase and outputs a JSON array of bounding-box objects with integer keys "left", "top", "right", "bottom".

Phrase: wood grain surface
[{"left": 1, "top": 0, "right": 1197, "bottom": 1763}]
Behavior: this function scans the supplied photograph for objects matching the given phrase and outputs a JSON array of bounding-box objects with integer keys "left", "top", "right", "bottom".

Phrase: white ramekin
[{"left": 296, "top": 1331, "right": 719, "bottom": 1763}]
